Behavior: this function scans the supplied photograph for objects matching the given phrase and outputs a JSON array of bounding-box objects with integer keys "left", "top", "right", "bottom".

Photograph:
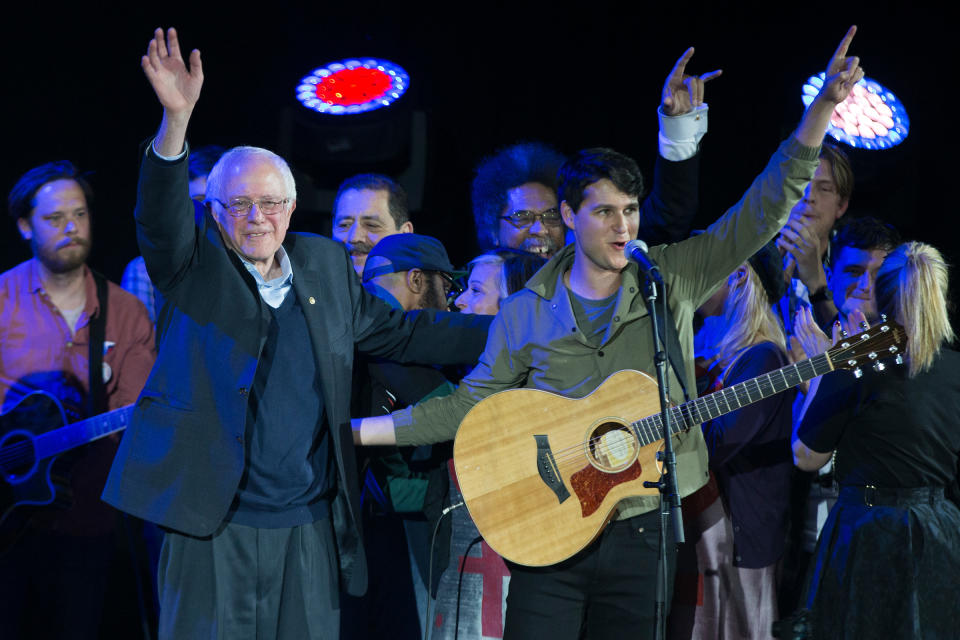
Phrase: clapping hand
[{"left": 777, "top": 218, "right": 826, "bottom": 291}]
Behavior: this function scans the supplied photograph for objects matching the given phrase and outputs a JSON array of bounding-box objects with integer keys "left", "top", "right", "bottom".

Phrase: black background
[{"left": 2, "top": 4, "right": 954, "bottom": 322}]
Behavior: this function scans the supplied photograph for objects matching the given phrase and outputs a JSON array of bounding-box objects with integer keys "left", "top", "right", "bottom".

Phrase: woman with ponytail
[{"left": 791, "top": 242, "right": 960, "bottom": 638}]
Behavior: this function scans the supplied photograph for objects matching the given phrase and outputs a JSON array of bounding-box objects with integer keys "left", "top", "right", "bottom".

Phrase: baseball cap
[{"left": 362, "top": 233, "right": 466, "bottom": 283}]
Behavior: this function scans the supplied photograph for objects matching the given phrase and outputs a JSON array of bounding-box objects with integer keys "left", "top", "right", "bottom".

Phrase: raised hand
[
  {"left": 661, "top": 48, "right": 722, "bottom": 116},
  {"left": 777, "top": 218, "right": 826, "bottom": 291},
  {"left": 142, "top": 27, "right": 203, "bottom": 116},
  {"left": 793, "top": 305, "right": 832, "bottom": 358},
  {"left": 796, "top": 26, "right": 862, "bottom": 148},
  {"left": 818, "top": 26, "right": 864, "bottom": 106}
]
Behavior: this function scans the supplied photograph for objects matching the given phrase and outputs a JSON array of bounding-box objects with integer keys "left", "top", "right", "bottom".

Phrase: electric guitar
[
  {"left": 452, "top": 321, "right": 906, "bottom": 567},
  {"left": 0, "top": 391, "right": 133, "bottom": 549}
]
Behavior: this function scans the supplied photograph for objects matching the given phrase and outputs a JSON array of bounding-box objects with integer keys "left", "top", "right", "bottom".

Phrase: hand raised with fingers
[
  {"left": 818, "top": 26, "right": 864, "bottom": 106},
  {"left": 142, "top": 27, "right": 203, "bottom": 116},
  {"left": 794, "top": 305, "right": 832, "bottom": 358},
  {"left": 661, "top": 47, "right": 722, "bottom": 116}
]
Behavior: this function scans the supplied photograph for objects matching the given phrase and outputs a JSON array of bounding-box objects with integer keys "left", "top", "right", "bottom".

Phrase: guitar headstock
[{"left": 827, "top": 319, "right": 907, "bottom": 376}]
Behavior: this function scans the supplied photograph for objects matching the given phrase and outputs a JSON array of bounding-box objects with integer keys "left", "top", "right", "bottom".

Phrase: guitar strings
[
  {"left": 502, "top": 342, "right": 889, "bottom": 473},
  {"left": 532, "top": 427, "right": 652, "bottom": 470},
  {"left": 0, "top": 440, "right": 35, "bottom": 469},
  {"left": 541, "top": 351, "right": 842, "bottom": 468},
  {"left": 538, "top": 411, "right": 678, "bottom": 468}
]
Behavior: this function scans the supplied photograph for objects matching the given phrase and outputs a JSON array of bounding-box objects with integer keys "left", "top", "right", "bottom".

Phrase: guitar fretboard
[
  {"left": 631, "top": 353, "right": 833, "bottom": 446},
  {"left": 33, "top": 406, "right": 133, "bottom": 462}
]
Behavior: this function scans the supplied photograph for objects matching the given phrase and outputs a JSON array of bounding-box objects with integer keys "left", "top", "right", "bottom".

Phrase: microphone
[{"left": 624, "top": 239, "right": 662, "bottom": 283}]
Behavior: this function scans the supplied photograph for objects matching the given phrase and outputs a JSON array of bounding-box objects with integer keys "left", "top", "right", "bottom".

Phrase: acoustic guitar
[
  {"left": 0, "top": 391, "right": 132, "bottom": 551},
  {"left": 452, "top": 321, "right": 906, "bottom": 566}
]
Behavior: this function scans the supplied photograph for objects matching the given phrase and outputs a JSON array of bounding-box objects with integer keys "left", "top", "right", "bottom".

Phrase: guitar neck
[
  {"left": 33, "top": 405, "right": 134, "bottom": 461},
  {"left": 632, "top": 352, "right": 834, "bottom": 444}
]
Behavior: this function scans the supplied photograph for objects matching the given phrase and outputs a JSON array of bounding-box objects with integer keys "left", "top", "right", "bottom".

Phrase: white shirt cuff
[
  {"left": 658, "top": 104, "right": 708, "bottom": 162},
  {"left": 149, "top": 138, "right": 189, "bottom": 162}
]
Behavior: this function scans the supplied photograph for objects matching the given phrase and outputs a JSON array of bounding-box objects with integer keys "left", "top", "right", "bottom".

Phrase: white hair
[{"left": 204, "top": 146, "right": 297, "bottom": 202}]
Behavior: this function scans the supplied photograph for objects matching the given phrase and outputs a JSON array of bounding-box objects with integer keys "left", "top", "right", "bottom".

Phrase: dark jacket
[{"left": 103, "top": 147, "right": 489, "bottom": 595}]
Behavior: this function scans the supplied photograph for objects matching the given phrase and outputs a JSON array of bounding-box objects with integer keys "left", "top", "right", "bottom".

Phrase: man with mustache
[
  {"left": 0, "top": 160, "right": 156, "bottom": 639},
  {"left": 332, "top": 173, "right": 414, "bottom": 276}
]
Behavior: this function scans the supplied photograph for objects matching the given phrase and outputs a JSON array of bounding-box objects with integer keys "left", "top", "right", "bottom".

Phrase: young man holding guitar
[{"left": 356, "top": 27, "right": 864, "bottom": 639}]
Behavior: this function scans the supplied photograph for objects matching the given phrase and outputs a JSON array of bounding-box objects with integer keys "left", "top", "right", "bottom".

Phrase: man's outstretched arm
[
  {"left": 794, "top": 26, "right": 863, "bottom": 147},
  {"left": 135, "top": 27, "right": 206, "bottom": 293}
]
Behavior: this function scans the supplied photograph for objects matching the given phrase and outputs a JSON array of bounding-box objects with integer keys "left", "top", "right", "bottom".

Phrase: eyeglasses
[
  {"left": 498, "top": 208, "right": 563, "bottom": 228},
  {"left": 210, "top": 198, "right": 291, "bottom": 217},
  {"left": 439, "top": 272, "right": 464, "bottom": 309}
]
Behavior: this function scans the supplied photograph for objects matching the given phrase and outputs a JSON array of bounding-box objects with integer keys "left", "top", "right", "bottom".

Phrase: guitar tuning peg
[
  {"left": 880, "top": 313, "right": 887, "bottom": 322},
  {"left": 840, "top": 328, "right": 849, "bottom": 338},
  {"left": 895, "top": 354, "right": 904, "bottom": 365},
  {"left": 860, "top": 321, "right": 869, "bottom": 330},
  {"left": 873, "top": 361, "right": 886, "bottom": 372},
  {"left": 853, "top": 367, "right": 863, "bottom": 379}
]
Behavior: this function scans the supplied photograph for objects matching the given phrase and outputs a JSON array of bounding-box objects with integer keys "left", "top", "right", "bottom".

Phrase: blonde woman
[
  {"left": 454, "top": 249, "right": 547, "bottom": 315},
  {"left": 792, "top": 242, "right": 960, "bottom": 638},
  {"left": 671, "top": 242, "right": 794, "bottom": 639}
]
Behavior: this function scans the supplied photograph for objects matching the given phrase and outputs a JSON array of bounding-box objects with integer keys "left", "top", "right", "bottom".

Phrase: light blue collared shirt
[{"left": 237, "top": 247, "right": 294, "bottom": 308}]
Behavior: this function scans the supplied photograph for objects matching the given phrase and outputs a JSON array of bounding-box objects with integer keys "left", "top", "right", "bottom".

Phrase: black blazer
[{"left": 103, "top": 148, "right": 490, "bottom": 595}]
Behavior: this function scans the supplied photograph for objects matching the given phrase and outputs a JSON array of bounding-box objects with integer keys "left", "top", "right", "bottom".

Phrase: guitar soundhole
[
  {"left": 0, "top": 431, "right": 37, "bottom": 482},
  {"left": 585, "top": 420, "right": 638, "bottom": 473}
]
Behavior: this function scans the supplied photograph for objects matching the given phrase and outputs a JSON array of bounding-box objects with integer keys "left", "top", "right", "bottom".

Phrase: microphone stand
[{"left": 640, "top": 270, "right": 685, "bottom": 640}]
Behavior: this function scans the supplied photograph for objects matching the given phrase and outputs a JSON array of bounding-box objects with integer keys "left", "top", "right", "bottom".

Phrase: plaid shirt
[{"left": 121, "top": 255, "right": 156, "bottom": 323}]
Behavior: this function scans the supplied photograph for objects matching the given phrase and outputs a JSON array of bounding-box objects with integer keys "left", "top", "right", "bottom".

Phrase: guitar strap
[
  {"left": 641, "top": 286, "right": 691, "bottom": 402},
  {"left": 87, "top": 270, "right": 108, "bottom": 417}
]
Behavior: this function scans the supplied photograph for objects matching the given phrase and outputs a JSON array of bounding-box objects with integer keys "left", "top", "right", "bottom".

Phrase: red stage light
[
  {"left": 297, "top": 59, "right": 410, "bottom": 115},
  {"left": 315, "top": 67, "right": 394, "bottom": 106}
]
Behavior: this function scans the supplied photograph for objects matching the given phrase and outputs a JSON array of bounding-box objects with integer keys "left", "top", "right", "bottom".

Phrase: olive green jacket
[{"left": 395, "top": 135, "right": 820, "bottom": 518}]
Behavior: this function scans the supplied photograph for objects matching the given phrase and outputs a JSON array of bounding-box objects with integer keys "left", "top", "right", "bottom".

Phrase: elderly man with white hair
[{"left": 103, "top": 27, "right": 490, "bottom": 640}]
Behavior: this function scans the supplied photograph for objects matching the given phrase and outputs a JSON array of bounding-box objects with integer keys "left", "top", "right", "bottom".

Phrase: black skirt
[{"left": 803, "top": 486, "right": 960, "bottom": 640}]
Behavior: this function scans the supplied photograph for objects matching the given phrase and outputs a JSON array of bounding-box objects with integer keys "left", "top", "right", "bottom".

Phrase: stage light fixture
[
  {"left": 802, "top": 73, "right": 909, "bottom": 150},
  {"left": 296, "top": 58, "right": 409, "bottom": 115}
]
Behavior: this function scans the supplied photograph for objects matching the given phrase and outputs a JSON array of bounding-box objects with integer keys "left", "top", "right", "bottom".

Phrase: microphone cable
[{"left": 423, "top": 500, "right": 464, "bottom": 640}]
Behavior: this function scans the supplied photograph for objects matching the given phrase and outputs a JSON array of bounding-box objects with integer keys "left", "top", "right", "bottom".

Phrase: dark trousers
[
  {"left": 503, "top": 509, "right": 676, "bottom": 640},
  {"left": 158, "top": 518, "right": 340, "bottom": 640}
]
